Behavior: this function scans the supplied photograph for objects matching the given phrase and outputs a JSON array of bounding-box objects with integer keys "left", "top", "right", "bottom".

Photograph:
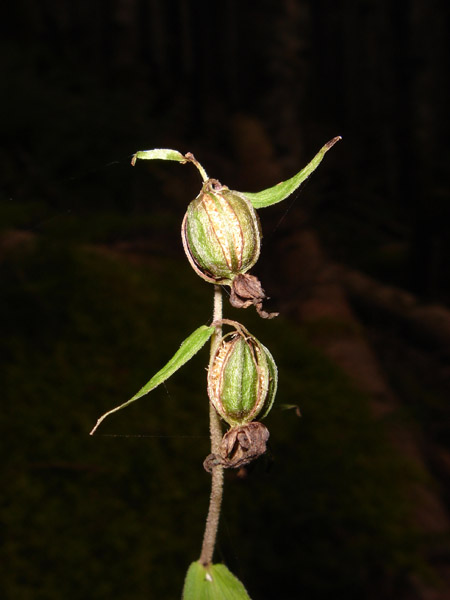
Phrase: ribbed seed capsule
[
  {"left": 207, "top": 326, "right": 277, "bottom": 427},
  {"left": 181, "top": 179, "right": 261, "bottom": 285}
]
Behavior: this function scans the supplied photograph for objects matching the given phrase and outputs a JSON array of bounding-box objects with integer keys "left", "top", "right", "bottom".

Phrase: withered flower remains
[{"left": 203, "top": 421, "right": 270, "bottom": 472}]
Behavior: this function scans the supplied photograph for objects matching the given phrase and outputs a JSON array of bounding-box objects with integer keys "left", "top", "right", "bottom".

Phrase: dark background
[{"left": 1, "top": 1, "right": 449, "bottom": 599}]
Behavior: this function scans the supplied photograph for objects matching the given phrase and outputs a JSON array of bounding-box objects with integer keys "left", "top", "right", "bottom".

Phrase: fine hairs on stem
[{"left": 199, "top": 285, "right": 224, "bottom": 566}]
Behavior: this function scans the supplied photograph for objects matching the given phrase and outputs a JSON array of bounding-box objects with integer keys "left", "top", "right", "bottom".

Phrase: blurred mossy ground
[{"left": 0, "top": 229, "right": 431, "bottom": 600}]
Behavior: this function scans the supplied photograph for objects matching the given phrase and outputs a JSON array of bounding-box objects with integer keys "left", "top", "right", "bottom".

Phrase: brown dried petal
[
  {"left": 230, "top": 274, "right": 279, "bottom": 319},
  {"left": 203, "top": 422, "right": 270, "bottom": 472}
]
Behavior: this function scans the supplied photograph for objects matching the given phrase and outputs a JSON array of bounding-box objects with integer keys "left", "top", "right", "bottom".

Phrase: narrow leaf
[
  {"left": 183, "top": 561, "right": 251, "bottom": 600},
  {"left": 131, "top": 148, "right": 186, "bottom": 166},
  {"left": 242, "top": 136, "right": 341, "bottom": 209},
  {"left": 131, "top": 148, "right": 208, "bottom": 180},
  {"left": 90, "top": 325, "right": 215, "bottom": 435}
]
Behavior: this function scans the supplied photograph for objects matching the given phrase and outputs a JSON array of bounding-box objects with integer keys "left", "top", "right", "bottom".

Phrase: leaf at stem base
[{"left": 182, "top": 561, "right": 252, "bottom": 600}]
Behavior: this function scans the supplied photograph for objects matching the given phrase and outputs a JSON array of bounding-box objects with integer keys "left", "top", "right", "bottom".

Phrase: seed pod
[
  {"left": 207, "top": 325, "right": 277, "bottom": 427},
  {"left": 181, "top": 179, "right": 261, "bottom": 285}
]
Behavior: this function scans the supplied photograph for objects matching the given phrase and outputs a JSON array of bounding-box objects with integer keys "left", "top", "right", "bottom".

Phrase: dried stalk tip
[
  {"left": 203, "top": 422, "right": 270, "bottom": 472},
  {"left": 230, "top": 273, "right": 279, "bottom": 319}
]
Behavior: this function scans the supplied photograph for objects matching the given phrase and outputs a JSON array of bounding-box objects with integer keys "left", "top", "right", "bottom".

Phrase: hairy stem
[
  {"left": 199, "top": 285, "right": 224, "bottom": 566},
  {"left": 185, "top": 152, "right": 209, "bottom": 182}
]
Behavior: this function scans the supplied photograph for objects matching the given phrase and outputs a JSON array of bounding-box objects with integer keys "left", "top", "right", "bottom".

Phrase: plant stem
[
  {"left": 199, "top": 285, "right": 224, "bottom": 566},
  {"left": 185, "top": 152, "right": 209, "bottom": 182}
]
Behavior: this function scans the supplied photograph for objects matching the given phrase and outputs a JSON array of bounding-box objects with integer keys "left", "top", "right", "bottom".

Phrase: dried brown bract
[
  {"left": 230, "top": 273, "right": 279, "bottom": 319},
  {"left": 203, "top": 421, "right": 270, "bottom": 472}
]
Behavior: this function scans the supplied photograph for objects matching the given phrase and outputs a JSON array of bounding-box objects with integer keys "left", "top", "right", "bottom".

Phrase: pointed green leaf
[
  {"left": 242, "top": 136, "right": 341, "bottom": 209},
  {"left": 90, "top": 325, "right": 215, "bottom": 435},
  {"left": 183, "top": 561, "right": 252, "bottom": 600},
  {"left": 131, "top": 148, "right": 186, "bottom": 166}
]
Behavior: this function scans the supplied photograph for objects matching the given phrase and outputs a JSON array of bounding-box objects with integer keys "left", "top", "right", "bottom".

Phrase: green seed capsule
[
  {"left": 207, "top": 326, "right": 277, "bottom": 427},
  {"left": 181, "top": 179, "right": 261, "bottom": 285}
]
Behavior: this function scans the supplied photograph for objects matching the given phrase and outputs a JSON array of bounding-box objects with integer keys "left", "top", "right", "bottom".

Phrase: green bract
[
  {"left": 181, "top": 179, "right": 261, "bottom": 285},
  {"left": 207, "top": 324, "right": 277, "bottom": 426}
]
